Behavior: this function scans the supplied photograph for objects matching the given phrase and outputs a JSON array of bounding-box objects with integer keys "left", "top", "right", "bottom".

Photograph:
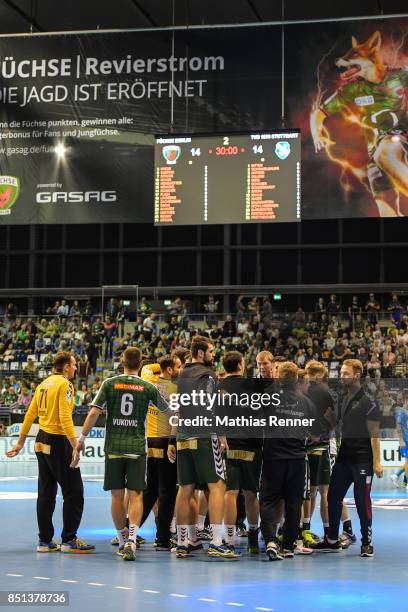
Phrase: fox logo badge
[{"left": 0, "top": 176, "right": 20, "bottom": 214}]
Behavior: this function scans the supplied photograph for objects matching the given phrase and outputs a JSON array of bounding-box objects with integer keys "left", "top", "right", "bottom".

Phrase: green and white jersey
[
  {"left": 322, "top": 68, "right": 408, "bottom": 154},
  {"left": 92, "top": 374, "right": 168, "bottom": 456}
]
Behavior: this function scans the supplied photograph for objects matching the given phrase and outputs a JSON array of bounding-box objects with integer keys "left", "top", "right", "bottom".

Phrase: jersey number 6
[{"left": 120, "top": 393, "right": 134, "bottom": 416}]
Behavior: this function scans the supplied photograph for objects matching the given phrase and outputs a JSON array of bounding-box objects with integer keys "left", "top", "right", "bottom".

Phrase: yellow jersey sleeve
[{"left": 58, "top": 381, "right": 76, "bottom": 440}]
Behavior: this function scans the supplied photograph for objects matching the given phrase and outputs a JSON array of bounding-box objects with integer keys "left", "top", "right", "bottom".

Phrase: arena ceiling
[{"left": 0, "top": 0, "right": 407, "bottom": 34}]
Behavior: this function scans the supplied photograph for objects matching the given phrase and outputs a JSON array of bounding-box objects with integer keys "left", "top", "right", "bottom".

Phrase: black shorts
[{"left": 308, "top": 449, "right": 331, "bottom": 487}]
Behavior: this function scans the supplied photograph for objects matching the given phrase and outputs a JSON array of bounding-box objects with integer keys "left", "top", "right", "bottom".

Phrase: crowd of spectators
[{"left": 1, "top": 293, "right": 408, "bottom": 426}]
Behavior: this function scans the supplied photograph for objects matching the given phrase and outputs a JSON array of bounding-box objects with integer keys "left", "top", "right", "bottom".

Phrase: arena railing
[{"left": 0, "top": 310, "right": 403, "bottom": 323}]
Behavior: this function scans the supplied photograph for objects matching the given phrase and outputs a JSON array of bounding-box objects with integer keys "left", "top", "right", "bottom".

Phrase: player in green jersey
[{"left": 73, "top": 347, "right": 170, "bottom": 561}]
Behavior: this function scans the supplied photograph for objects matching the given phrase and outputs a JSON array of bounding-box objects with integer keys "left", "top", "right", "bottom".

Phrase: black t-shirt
[
  {"left": 217, "top": 375, "right": 265, "bottom": 450},
  {"left": 176, "top": 362, "right": 217, "bottom": 439},
  {"left": 306, "top": 381, "right": 334, "bottom": 450},
  {"left": 262, "top": 385, "right": 316, "bottom": 461},
  {"left": 337, "top": 386, "right": 381, "bottom": 464},
  {"left": 327, "top": 302, "right": 340, "bottom": 313},
  {"left": 350, "top": 303, "right": 361, "bottom": 314}
]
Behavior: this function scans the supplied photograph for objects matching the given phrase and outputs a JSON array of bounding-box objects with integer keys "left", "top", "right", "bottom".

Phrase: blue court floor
[{"left": 1, "top": 463, "right": 407, "bottom": 612}]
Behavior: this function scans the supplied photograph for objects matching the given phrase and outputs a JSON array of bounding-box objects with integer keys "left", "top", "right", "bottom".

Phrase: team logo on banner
[
  {"left": 275, "top": 141, "right": 291, "bottom": 160},
  {"left": 162, "top": 145, "right": 181, "bottom": 165},
  {"left": 0, "top": 176, "right": 20, "bottom": 215}
]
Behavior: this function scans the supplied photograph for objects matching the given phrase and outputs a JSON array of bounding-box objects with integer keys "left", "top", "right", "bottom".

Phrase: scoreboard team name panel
[{"left": 154, "top": 131, "right": 301, "bottom": 226}]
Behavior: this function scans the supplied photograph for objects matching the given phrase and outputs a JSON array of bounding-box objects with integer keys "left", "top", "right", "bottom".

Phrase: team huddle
[{"left": 7, "top": 335, "right": 384, "bottom": 561}]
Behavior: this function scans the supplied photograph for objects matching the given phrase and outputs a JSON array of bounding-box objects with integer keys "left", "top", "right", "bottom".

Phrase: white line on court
[
  {"left": 115, "top": 586, "right": 133, "bottom": 590},
  {"left": 198, "top": 598, "right": 217, "bottom": 602},
  {"left": 3, "top": 571, "right": 274, "bottom": 610}
]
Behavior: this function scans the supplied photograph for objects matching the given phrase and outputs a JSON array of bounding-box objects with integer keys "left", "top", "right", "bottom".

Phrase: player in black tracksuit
[
  {"left": 260, "top": 363, "right": 317, "bottom": 560},
  {"left": 314, "top": 359, "right": 383, "bottom": 558}
]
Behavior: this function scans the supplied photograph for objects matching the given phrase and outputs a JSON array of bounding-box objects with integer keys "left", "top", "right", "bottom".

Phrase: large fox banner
[
  {"left": 0, "top": 18, "right": 406, "bottom": 223},
  {"left": 286, "top": 18, "right": 408, "bottom": 219}
]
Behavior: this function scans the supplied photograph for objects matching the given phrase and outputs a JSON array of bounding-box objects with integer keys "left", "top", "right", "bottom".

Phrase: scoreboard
[{"left": 154, "top": 131, "right": 301, "bottom": 225}]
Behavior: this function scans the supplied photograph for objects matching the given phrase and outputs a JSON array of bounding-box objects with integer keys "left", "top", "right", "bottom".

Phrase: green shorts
[
  {"left": 103, "top": 454, "right": 147, "bottom": 491},
  {"left": 225, "top": 449, "right": 262, "bottom": 493},
  {"left": 308, "top": 449, "right": 331, "bottom": 487},
  {"left": 177, "top": 437, "right": 225, "bottom": 486}
]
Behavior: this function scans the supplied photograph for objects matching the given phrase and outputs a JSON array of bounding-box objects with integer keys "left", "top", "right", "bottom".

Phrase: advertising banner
[
  {"left": 0, "top": 28, "right": 281, "bottom": 224},
  {"left": 0, "top": 18, "right": 406, "bottom": 223},
  {"left": 0, "top": 437, "right": 403, "bottom": 467},
  {"left": 286, "top": 18, "right": 408, "bottom": 218}
]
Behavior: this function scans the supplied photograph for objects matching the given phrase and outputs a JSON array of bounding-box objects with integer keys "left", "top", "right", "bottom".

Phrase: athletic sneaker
[
  {"left": 313, "top": 538, "right": 342, "bottom": 553},
  {"left": 188, "top": 541, "right": 204, "bottom": 553},
  {"left": 339, "top": 533, "right": 351, "bottom": 549},
  {"left": 390, "top": 474, "right": 401, "bottom": 488},
  {"left": 294, "top": 540, "right": 314, "bottom": 555},
  {"left": 155, "top": 541, "right": 171, "bottom": 551},
  {"left": 111, "top": 530, "right": 137, "bottom": 545},
  {"left": 175, "top": 545, "right": 190, "bottom": 558},
  {"left": 117, "top": 545, "right": 124, "bottom": 557},
  {"left": 37, "top": 540, "right": 61, "bottom": 553},
  {"left": 236, "top": 523, "right": 248, "bottom": 537},
  {"left": 342, "top": 530, "right": 356, "bottom": 543},
  {"left": 282, "top": 548, "right": 295, "bottom": 558},
  {"left": 61, "top": 537, "right": 95, "bottom": 554},
  {"left": 197, "top": 527, "right": 212, "bottom": 541},
  {"left": 360, "top": 544, "right": 374, "bottom": 558},
  {"left": 207, "top": 543, "right": 236, "bottom": 558},
  {"left": 122, "top": 541, "right": 136, "bottom": 561},
  {"left": 301, "top": 530, "right": 319, "bottom": 547},
  {"left": 266, "top": 541, "right": 283, "bottom": 561},
  {"left": 248, "top": 528, "right": 260, "bottom": 554}
]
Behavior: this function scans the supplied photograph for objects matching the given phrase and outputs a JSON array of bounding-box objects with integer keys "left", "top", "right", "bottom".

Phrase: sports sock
[
  {"left": 188, "top": 525, "right": 198, "bottom": 544},
  {"left": 197, "top": 514, "right": 206, "bottom": 531},
  {"left": 170, "top": 516, "right": 176, "bottom": 532},
  {"left": 116, "top": 528, "right": 127, "bottom": 547},
  {"left": 248, "top": 523, "right": 258, "bottom": 531},
  {"left": 211, "top": 524, "right": 222, "bottom": 546},
  {"left": 128, "top": 524, "right": 139, "bottom": 545},
  {"left": 342, "top": 519, "right": 353, "bottom": 534},
  {"left": 323, "top": 523, "right": 329, "bottom": 536},
  {"left": 302, "top": 518, "right": 311, "bottom": 531},
  {"left": 177, "top": 525, "right": 189, "bottom": 547},
  {"left": 225, "top": 525, "right": 235, "bottom": 545}
]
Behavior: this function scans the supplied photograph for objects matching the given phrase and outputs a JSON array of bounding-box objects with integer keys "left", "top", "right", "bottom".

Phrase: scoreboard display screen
[{"left": 154, "top": 131, "right": 301, "bottom": 225}]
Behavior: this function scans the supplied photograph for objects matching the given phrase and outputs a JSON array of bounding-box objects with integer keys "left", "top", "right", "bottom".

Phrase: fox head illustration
[
  {"left": 336, "top": 31, "right": 386, "bottom": 84},
  {"left": 0, "top": 187, "right": 12, "bottom": 208}
]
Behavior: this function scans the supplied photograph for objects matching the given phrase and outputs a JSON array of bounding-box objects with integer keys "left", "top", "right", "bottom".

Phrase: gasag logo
[
  {"left": 275, "top": 141, "right": 291, "bottom": 160},
  {"left": 0, "top": 176, "right": 20, "bottom": 215},
  {"left": 36, "top": 190, "right": 117, "bottom": 203}
]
